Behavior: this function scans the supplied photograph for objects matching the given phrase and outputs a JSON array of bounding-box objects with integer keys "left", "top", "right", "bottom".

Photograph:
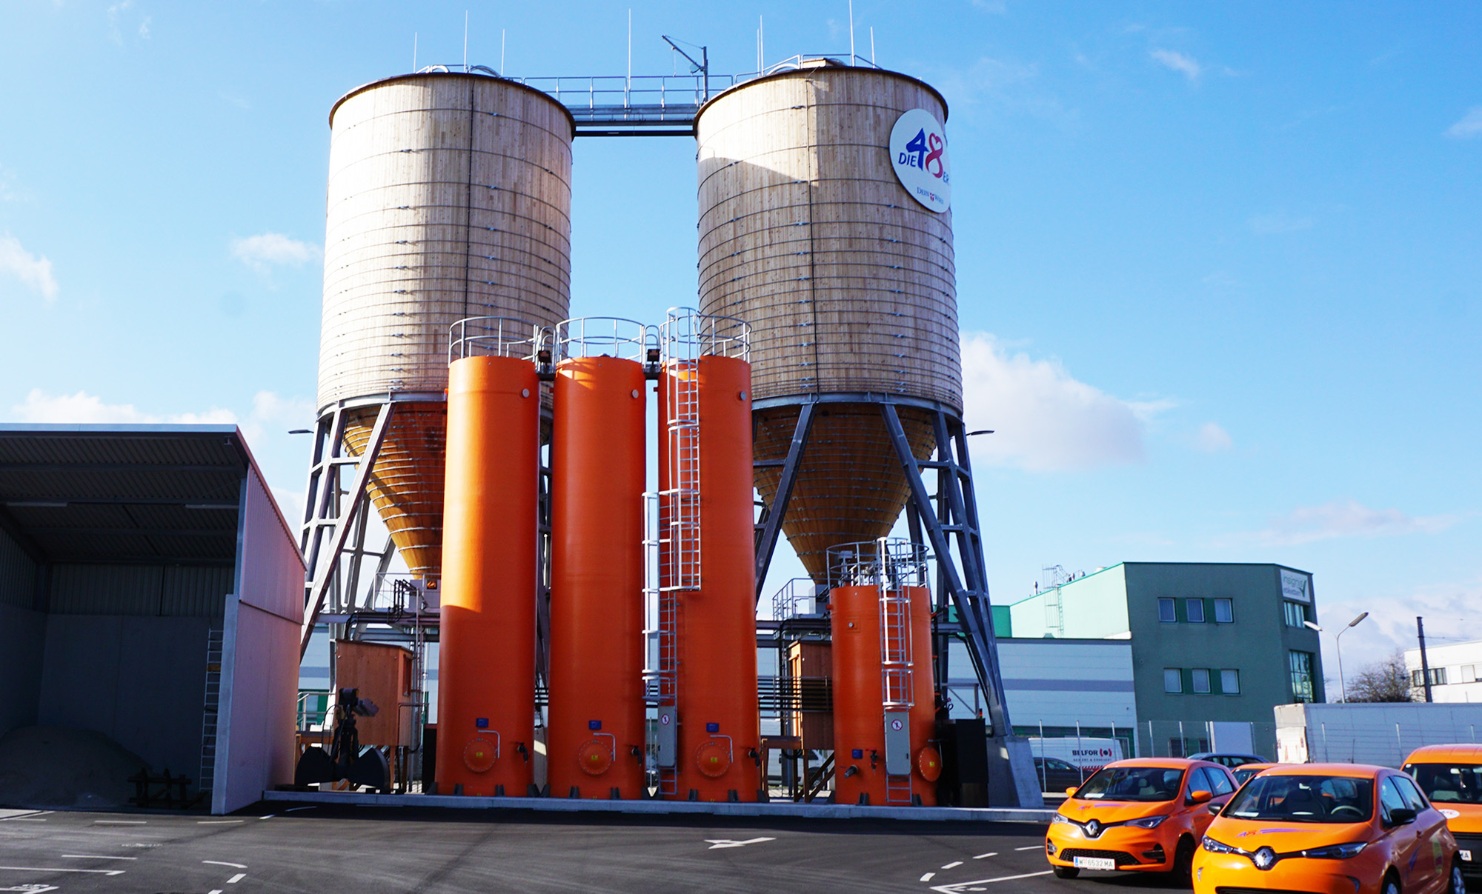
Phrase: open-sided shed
[{"left": 0, "top": 424, "right": 303, "bottom": 814}]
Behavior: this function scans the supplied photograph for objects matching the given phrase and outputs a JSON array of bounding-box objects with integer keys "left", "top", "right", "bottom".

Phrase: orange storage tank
[
  {"left": 435, "top": 354, "right": 539, "bottom": 797},
  {"left": 830, "top": 574, "right": 939, "bottom": 806},
  {"left": 547, "top": 354, "right": 647, "bottom": 799},
  {"left": 658, "top": 354, "right": 763, "bottom": 802}
]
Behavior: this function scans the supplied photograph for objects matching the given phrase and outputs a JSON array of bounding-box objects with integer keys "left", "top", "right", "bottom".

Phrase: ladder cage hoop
[
  {"left": 553, "top": 316, "right": 653, "bottom": 363},
  {"left": 448, "top": 315, "right": 545, "bottom": 363}
]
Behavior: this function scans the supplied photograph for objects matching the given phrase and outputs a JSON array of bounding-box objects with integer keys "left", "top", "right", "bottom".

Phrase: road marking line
[
  {"left": 942, "top": 861, "right": 962, "bottom": 869},
  {"left": 259, "top": 815, "right": 274, "bottom": 820},
  {"left": 921, "top": 872, "right": 935, "bottom": 881},
  {"left": 227, "top": 873, "right": 246, "bottom": 884},
  {"left": 198, "top": 820, "right": 244, "bottom": 825},
  {"left": 204, "top": 861, "right": 248, "bottom": 869},
  {"left": 93, "top": 820, "right": 146, "bottom": 825},
  {"left": 0, "top": 866, "right": 125, "bottom": 875},
  {"left": 284, "top": 806, "right": 316, "bottom": 813},
  {"left": 1013, "top": 845, "right": 1041, "bottom": 851},
  {"left": 972, "top": 852, "right": 997, "bottom": 859},
  {"left": 930, "top": 870, "right": 1053, "bottom": 892},
  {"left": 208, "top": 890, "right": 223, "bottom": 894},
  {"left": 703, "top": 837, "right": 775, "bottom": 849},
  {"left": 62, "top": 855, "right": 138, "bottom": 860}
]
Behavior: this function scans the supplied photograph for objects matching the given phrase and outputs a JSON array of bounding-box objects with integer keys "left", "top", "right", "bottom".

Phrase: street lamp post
[{"left": 1335, "top": 612, "right": 1370, "bottom": 703}]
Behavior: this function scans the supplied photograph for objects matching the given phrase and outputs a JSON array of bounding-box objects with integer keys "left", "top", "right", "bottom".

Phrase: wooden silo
[
  {"left": 316, "top": 73, "right": 574, "bottom": 580},
  {"left": 695, "top": 63, "right": 959, "bottom": 581}
]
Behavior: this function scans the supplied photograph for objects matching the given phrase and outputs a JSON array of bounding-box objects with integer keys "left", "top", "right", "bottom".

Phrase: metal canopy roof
[{"left": 0, "top": 425, "right": 252, "bottom": 566}]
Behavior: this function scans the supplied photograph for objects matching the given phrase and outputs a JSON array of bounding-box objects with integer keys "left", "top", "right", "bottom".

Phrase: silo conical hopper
[
  {"left": 317, "top": 72, "right": 574, "bottom": 580},
  {"left": 695, "top": 63, "right": 959, "bottom": 581}
]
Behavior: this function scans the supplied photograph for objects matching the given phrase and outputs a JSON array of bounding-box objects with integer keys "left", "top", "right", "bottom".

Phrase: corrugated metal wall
[
  {"left": 0, "top": 528, "right": 38, "bottom": 609},
  {"left": 48, "top": 564, "right": 231, "bottom": 617}
]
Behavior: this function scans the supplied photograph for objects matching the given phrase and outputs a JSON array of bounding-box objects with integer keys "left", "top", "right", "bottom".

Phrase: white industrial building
[{"left": 1405, "top": 639, "right": 1482, "bottom": 703}]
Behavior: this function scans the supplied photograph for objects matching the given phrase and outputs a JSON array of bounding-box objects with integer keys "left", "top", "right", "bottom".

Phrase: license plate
[
  {"left": 1462, "top": 850, "right": 1473, "bottom": 863},
  {"left": 1073, "top": 857, "right": 1117, "bottom": 871}
]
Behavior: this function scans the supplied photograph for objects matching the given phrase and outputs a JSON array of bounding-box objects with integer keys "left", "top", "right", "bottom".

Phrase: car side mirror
[
  {"left": 1386, "top": 807, "right": 1417, "bottom": 826},
  {"left": 1206, "top": 801, "right": 1223, "bottom": 815},
  {"left": 1065, "top": 787, "right": 1078, "bottom": 798},
  {"left": 1187, "top": 789, "right": 1212, "bottom": 805}
]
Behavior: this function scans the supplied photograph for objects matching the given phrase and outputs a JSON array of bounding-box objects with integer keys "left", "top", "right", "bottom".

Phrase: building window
[
  {"left": 1411, "top": 667, "right": 1448, "bottom": 687},
  {"left": 1192, "top": 668, "right": 1211, "bottom": 693},
  {"left": 1214, "top": 598, "right": 1234, "bottom": 623},
  {"left": 1283, "top": 600, "right": 1309, "bottom": 628},
  {"left": 1290, "top": 650, "right": 1316, "bottom": 702},
  {"left": 1221, "top": 669, "right": 1241, "bottom": 694},
  {"left": 1158, "top": 597, "right": 1176, "bottom": 623},
  {"left": 1186, "top": 598, "right": 1206, "bottom": 623},
  {"left": 1164, "top": 668, "right": 1183, "bottom": 693},
  {"left": 1461, "top": 665, "right": 1476, "bottom": 683}
]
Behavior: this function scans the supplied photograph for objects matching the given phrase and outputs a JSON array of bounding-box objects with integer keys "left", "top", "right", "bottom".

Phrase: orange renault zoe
[
  {"left": 1193, "top": 763, "right": 1463, "bottom": 894},
  {"left": 1045, "top": 757, "right": 1237, "bottom": 882},
  {"left": 1403, "top": 744, "right": 1482, "bottom": 884}
]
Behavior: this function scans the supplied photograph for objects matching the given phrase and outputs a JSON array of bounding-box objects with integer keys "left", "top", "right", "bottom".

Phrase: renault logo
[
  {"left": 1085, "top": 820, "right": 1103, "bottom": 838},
  {"left": 1253, "top": 847, "right": 1277, "bottom": 870}
]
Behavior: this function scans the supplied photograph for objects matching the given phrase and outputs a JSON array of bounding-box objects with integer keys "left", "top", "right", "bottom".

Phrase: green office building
[{"left": 999, "top": 563, "right": 1324, "bottom": 759}]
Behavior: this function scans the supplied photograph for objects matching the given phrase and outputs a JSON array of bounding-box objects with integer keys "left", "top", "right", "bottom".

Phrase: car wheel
[
  {"left": 1381, "top": 873, "right": 1401, "bottom": 894},
  {"left": 1052, "top": 865, "right": 1080, "bottom": 879},
  {"left": 1448, "top": 861, "right": 1465, "bottom": 894},
  {"left": 1171, "top": 837, "right": 1195, "bottom": 887}
]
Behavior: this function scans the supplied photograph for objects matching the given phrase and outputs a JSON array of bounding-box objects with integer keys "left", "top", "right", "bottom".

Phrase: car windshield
[
  {"left": 1223, "top": 774, "right": 1374, "bottom": 823},
  {"left": 1074, "top": 766, "right": 1184, "bottom": 803},
  {"left": 1404, "top": 762, "right": 1482, "bottom": 805}
]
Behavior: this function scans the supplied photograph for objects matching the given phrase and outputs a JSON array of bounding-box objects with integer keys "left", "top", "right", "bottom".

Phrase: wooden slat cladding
[
  {"left": 696, "top": 68, "right": 961, "bottom": 410},
  {"left": 754, "top": 404, "right": 937, "bottom": 582},
  {"left": 342, "top": 403, "right": 447, "bottom": 579},
  {"left": 318, "top": 74, "right": 575, "bottom": 408}
]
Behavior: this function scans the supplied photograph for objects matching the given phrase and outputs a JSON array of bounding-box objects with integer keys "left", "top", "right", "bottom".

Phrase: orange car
[
  {"left": 1193, "top": 763, "right": 1463, "bottom": 894},
  {"left": 1403, "top": 744, "right": 1482, "bottom": 883},
  {"left": 1045, "top": 757, "right": 1237, "bottom": 882}
]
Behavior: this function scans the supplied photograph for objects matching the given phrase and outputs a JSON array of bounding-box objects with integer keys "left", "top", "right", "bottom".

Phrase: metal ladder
[
  {"left": 654, "top": 358, "right": 702, "bottom": 797},
  {"left": 198, "top": 626, "right": 224, "bottom": 802},
  {"left": 879, "top": 559, "right": 914, "bottom": 806}
]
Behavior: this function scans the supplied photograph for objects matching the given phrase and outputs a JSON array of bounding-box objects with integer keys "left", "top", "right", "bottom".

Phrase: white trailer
[{"left": 1275, "top": 702, "right": 1482, "bottom": 767}]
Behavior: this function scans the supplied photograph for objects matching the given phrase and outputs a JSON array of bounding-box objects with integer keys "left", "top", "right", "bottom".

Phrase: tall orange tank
[
  {"left": 658, "top": 351, "right": 762, "bottom": 802},
  {"left": 435, "top": 354, "right": 539, "bottom": 797},
  {"left": 829, "top": 548, "right": 939, "bottom": 806},
  {"left": 547, "top": 351, "right": 647, "bottom": 799}
]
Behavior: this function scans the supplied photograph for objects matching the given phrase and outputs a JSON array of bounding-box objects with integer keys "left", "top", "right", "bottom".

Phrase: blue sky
[{"left": 1, "top": 1, "right": 1478, "bottom": 680}]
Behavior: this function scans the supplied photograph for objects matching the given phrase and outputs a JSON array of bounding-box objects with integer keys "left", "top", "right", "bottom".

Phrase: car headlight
[
  {"left": 1302, "top": 842, "right": 1368, "bottom": 860},
  {"left": 1124, "top": 815, "right": 1169, "bottom": 829},
  {"left": 1050, "top": 814, "right": 1071, "bottom": 824},
  {"left": 1201, "top": 835, "right": 1236, "bottom": 854}
]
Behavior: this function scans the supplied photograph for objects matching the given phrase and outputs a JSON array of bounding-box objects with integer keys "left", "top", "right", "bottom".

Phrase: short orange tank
[
  {"left": 830, "top": 583, "right": 939, "bottom": 806},
  {"left": 547, "top": 356, "right": 647, "bottom": 799},
  {"left": 435, "top": 355, "right": 539, "bottom": 797}
]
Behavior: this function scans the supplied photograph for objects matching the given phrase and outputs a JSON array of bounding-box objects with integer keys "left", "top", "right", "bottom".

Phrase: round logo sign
[{"left": 890, "top": 108, "right": 951, "bottom": 213}]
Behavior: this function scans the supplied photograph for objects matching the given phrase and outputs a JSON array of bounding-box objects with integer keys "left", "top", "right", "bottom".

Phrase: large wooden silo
[
  {"left": 316, "top": 72, "right": 574, "bottom": 581},
  {"left": 695, "top": 63, "right": 959, "bottom": 581}
]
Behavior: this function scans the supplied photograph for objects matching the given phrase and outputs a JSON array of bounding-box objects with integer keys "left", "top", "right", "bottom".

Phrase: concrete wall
[
  {"left": 0, "top": 527, "right": 43, "bottom": 737},
  {"left": 213, "top": 467, "right": 304, "bottom": 814},
  {"left": 37, "top": 614, "right": 211, "bottom": 778}
]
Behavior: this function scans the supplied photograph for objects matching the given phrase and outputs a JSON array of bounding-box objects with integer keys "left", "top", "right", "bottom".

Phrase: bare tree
[{"left": 1344, "top": 650, "right": 1415, "bottom": 703}]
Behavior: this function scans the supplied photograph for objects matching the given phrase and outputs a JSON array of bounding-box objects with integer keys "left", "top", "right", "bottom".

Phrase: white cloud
[
  {"left": 1194, "top": 422, "right": 1232, "bottom": 453},
  {"left": 960, "top": 332, "right": 1161, "bottom": 472},
  {"left": 1249, "top": 211, "right": 1315, "bottom": 235},
  {"left": 1240, "top": 499, "right": 1466, "bottom": 548},
  {"left": 231, "top": 232, "right": 321, "bottom": 273},
  {"left": 1319, "top": 575, "right": 1482, "bottom": 680},
  {"left": 1150, "top": 49, "right": 1202, "bottom": 81},
  {"left": 10, "top": 389, "right": 234, "bottom": 425},
  {"left": 138, "top": 15, "right": 151, "bottom": 39},
  {"left": 1445, "top": 107, "right": 1482, "bottom": 140},
  {"left": 0, "top": 234, "right": 58, "bottom": 301}
]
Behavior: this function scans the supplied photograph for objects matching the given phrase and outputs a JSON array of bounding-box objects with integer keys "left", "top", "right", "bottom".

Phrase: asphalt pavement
[{"left": 0, "top": 803, "right": 1177, "bottom": 893}]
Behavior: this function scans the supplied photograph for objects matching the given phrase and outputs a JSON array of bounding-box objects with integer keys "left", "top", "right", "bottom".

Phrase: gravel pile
[{"left": 0, "top": 725, "right": 151, "bottom": 809}]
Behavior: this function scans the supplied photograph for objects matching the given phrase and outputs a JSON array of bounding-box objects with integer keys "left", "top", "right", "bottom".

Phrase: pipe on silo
[{"left": 435, "top": 355, "right": 539, "bottom": 797}]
